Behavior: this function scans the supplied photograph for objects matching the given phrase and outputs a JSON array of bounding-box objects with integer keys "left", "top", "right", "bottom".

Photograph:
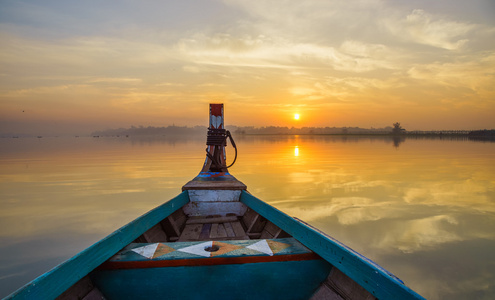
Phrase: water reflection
[
  {"left": 234, "top": 135, "right": 495, "bottom": 299},
  {"left": 392, "top": 135, "right": 405, "bottom": 148},
  {"left": 0, "top": 136, "right": 494, "bottom": 299}
]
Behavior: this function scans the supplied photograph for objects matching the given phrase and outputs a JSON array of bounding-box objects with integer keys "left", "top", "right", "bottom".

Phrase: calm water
[{"left": 0, "top": 135, "right": 494, "bottom": 299}]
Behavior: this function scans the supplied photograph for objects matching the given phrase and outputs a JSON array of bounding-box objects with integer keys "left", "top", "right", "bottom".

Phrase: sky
[{"left": 1, "top": 0, "right": 494, "bottom": 135}]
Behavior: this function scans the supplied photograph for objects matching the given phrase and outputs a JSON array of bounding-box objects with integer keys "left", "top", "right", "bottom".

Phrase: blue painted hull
[{"left": 93, "top": 260, "right": 331, "bottom": 300}]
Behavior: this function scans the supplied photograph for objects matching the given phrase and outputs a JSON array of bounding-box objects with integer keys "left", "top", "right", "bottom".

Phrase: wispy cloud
[{"left": 383, "top": 9, "right": 476, "bottom": 50}]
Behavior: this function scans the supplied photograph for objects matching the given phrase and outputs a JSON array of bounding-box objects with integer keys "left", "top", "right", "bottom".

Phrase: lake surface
[{"left": 0, "top": 135, "right": 494, "bottom": 299}]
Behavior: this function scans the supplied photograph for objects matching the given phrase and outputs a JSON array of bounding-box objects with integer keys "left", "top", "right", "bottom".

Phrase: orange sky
[{"left": 1, "top": 0, "right": 494, "bottom": 135}]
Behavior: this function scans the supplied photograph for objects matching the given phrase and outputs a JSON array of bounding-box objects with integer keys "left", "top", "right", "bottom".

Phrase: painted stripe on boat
[{"left": 98, "top": 252, "right": 321, "bottom": 270}]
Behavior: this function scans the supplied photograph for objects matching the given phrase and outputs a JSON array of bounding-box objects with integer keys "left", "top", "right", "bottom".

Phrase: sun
[{"left": 294, "top": 113, "right": 300, "bottom": 120}]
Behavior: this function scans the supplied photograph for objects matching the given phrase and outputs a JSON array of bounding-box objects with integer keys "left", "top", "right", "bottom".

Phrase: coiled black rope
[{"left": 205, "top": 128, "right": 237, "bottom": 168}]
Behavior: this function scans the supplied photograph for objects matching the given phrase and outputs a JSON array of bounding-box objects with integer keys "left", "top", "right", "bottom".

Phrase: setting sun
[{"left": 294, "top": 114, "right": 300, "bottom": 120}]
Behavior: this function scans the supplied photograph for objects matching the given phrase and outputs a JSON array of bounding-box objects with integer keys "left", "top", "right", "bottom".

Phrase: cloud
[
  {"left": 407, "top": 53, "right": 495, "bottom": 98},
  {"left": 276, "top": 196, "right": 386, "bottom": 225},
  {"left": 383, "top": 9, "right": 476, "bottom": 50},
  {"left": 176, "top": 33, "right": 399, "bottom": 73},
  {"left": 86, "top": 78, "right": 142, "bottom": 84},
  {"left": 375, "top": 215, "right": 462, "bottom": 253}
]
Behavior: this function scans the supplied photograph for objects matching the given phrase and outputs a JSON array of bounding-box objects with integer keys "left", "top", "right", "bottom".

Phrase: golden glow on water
[
  {"left": 294, "top": 146, "right": 299, "bottom": 157},
  {"left": 0, "top": 136, "right": 494, "bottom": 299}
]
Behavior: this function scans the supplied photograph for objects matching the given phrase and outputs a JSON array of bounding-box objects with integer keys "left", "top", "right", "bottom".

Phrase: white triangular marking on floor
[
  {"left": 131, "top": 243, "right": 159, "bottom": 259},
  {"left": 246, "top": 240, "right": 273, "bottom": 256},
  {"left": 177, "top": 241, "right": 213, "bottom": 257}
]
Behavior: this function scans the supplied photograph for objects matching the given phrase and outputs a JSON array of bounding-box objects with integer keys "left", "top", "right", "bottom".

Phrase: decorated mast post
[
  {"left": 182, "top": 103, "right": 247, "bottom": 216},
  {"left": 202, "top": 103, "right": 228, "bottom": 173}
]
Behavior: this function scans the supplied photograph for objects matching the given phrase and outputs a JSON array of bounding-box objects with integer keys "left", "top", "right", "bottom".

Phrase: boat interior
[
  {"left": 134, "top": 206, "right": 291, "bottom": 243},
  {"left": 56, "top": 203, "right": 376, "bottom": 300}
]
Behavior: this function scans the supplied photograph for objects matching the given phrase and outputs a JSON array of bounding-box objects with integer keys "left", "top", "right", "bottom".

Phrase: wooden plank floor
[{"left": 179, "top": 219, "right": 249, "bottom": 241}]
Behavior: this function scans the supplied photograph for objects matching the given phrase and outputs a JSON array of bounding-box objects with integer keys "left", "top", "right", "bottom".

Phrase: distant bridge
[{"left": 405, "top": 130, "right": 471, "bottom": 135}]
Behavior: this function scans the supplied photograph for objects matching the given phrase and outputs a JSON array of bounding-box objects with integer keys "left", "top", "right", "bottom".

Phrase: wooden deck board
[
  {"left": 210, "top": 223, "right": 227, "bottom": 238},
  {"left": 231, "top": 221, "right": 248, "bottom": 239},
  {"left": 224, "top": 222, "right": 236, "bottom": 237},
  {"left": 178, "top": 224, "right": 203, "bottom": 241},
  {"left": 186, "top": 216, "right": 238, "bottom": 224},
  {"left": 199, "top": 223, "right": 212, "bottom": 240}
]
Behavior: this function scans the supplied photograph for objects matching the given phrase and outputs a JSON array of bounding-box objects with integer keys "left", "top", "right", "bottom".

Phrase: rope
[
  {"left": 205, "top": 128, "right": 237, "bottom": 169},
  {"left": 225, "top": 130, "right": 237, "bottom": 168}
]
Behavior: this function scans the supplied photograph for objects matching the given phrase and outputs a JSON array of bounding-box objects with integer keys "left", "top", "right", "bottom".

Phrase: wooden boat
[{"left": 6, "top": 104, "right": 425, "bottom": 300}]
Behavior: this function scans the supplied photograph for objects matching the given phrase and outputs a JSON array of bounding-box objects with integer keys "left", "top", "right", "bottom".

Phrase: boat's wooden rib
[
  {"left": 55, "top": 276, "right": 104, "bottom": 300},
  {"left": 141, "top": 223, "right": 168, "bottom": 242},
  {"left": 186, "top": 215, "right": 238, "bottom": 224},
  {"left": 311, "top": 268, "right": 377, "bottom": 300}
]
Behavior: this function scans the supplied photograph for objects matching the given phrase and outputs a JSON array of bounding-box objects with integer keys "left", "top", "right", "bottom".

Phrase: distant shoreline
[{"left": 2, "top": 127, "right": 493, "bottom": 139}]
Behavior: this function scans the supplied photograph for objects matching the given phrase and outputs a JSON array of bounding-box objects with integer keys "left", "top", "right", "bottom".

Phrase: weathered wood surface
[
  {"left": 199, "top": 223, "right": 212, "bottom": 240},
  {"left": 142, "top": 223, "right": 168, "bottom": 242},
  {"left": 169, "top": 209, "right": 187, "bottom": 235},
  {"left": 179, "top": 224, "right": 203, "bottom": 241},
  {"left": 179, "top": 221, "right": 249, "bottom": 241},
  {"left": 311, "top": 267, "right": 376, "bottom": 300},
  {"left": 261, "top": 221, "right": 282, "bottom": 239},
  {"left": 242, "top": 208, "right": 258, "bottom": 231},
  {"left": 186, "top": 216, "right": 238, "bottom": 224},
  {"left": 326, "top": 268, "right": 376, "bottom": 300},
  {"left": 182, "top": 180, "right": 247, "bottom": 190},
  {"left": 81, "top": 288, "right": 106, "bottom": 300},
  {"left": 56, "top": 276, "right": 95, "bottom": 300},
  {"left": 310, "top": 284, "right": 344, "bottom": 300},
  {"left": 6, "top": 192, "right": 190, "bottom": 300},
  {"left": 231, "top": 221, "right": 247, "bottom": 238},
  {"left": 240, "top": 191, "right": 425, "bottom": 300},
  {"left": 224, "top": 222, "right": 235, "bottom": 237}
]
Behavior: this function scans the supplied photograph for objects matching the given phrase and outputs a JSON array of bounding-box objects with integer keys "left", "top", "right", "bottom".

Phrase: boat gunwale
[
  {"left": 5, "top": 191, "right": 190, "bottom": 300},
  {"left": 240, "top": 190, "right": 425, "bottom": 300}
]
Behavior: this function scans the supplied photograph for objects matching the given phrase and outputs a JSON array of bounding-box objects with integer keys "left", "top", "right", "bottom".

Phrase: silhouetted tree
[{"left": 392, "top": 122, "right": 405, "bottom": 135}]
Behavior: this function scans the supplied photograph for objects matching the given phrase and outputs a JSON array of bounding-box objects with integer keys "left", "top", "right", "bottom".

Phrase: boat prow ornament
[{"left": 182, "top": 103, "right": 246, "bottom": 191}]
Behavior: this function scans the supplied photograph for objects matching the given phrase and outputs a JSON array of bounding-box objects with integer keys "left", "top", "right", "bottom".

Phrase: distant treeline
[
  {"left": 229, "top": 126, "right": 394, "bottom": 135},
  {"left": 91, "top": 126, "right": 495, "bottom": 137},
  {"left": 91, "top": 125, "right": 395, "bottom": 137},
  {"left": 91, "top": 125, "right": 206, "bottom": 137}
]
